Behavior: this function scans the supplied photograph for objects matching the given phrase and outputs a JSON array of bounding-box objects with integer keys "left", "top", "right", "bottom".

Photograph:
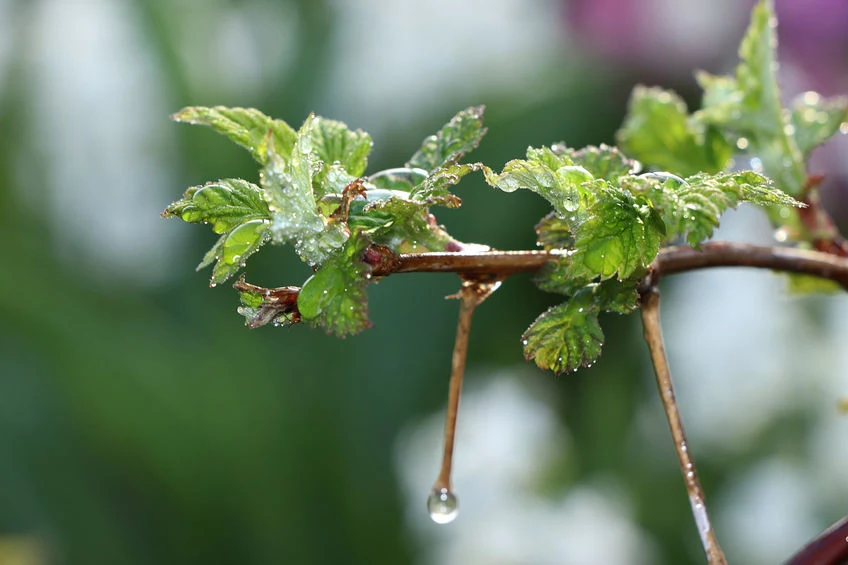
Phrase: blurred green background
[{"left": 1, "top": 1, "right": 847, "bottom": 564}]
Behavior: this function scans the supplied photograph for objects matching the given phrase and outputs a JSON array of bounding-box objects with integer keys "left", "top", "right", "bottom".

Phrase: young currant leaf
[
  {"left": 625, "top": 170, "right": 800, "bottom": 247},
  {"left": 694, "top": 0, "right": 806, "bottom": 195},
  {"left": 163, "top": 179, "right": 270, "bottom": 234},
  {"left": 297, "top": 233, "right": 372, "bottom": 336},
  {"left": 310, "top": 117, "right": 373, "bottom": 178},
  {"left": 522, "top": 289, "right": 603, "bottom": 375},
  {"left": 263, "top": 114, "right": 348, "bottom": 266},
  {"left": 363, "top": 196, "right": 455, "bottom": 253},
  {"left": 407, "top": 106, "right": 487, "bottom": 173},
  {"left": 171, "top": 106, "right": 297, "bottom": 165},
  {"left": 483, "top": 147, "right": 594, "bottom": 215},
  {"left": 210, "top": 219, "right": 271, "bottom": 285},
  {"left": 551, "top": 143, "right": 639, "bottom": 182},
  {"left": 536, "top": 213, "right": 574, "bottom": 250},
  {"left": 409, "top": 162, "right": 482, "bottom": 207},
  {"left": 569, "top": 186, "right": 665, "bottom": 280},
  {"left": 617, "top": 86, "right": 733, "bottom": 177},
  {"left": 789, "top": 92, "right": 848, "bottom": 156}
]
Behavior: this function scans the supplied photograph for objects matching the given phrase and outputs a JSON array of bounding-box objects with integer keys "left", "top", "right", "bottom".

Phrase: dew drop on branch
[{"left": 427, "top": 488, "right": 459, "bottom": 524}]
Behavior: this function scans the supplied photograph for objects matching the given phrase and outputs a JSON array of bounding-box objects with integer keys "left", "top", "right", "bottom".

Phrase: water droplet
[
  {"left": 427, "top": 488, "right": 458, "bottom": 524},
  {"left": 577, "top": 307, "right": 584, "bottom": 313},
  {"left": 774, "top": 227, "right": 789, "bottom": 242},
  {"left": 322, "top": 289, "right": 329, "bottom": 295},
  {"left": 736, "top": 137, "right": 749, "bottom": 150},
  {"left": 521, "top": 339, "right": 528, "bottom": 346}
]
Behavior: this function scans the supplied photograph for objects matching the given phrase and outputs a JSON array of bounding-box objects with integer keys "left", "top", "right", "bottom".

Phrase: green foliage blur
[{"left": 1, "top": 1, "right": 844, "bottom": 564}]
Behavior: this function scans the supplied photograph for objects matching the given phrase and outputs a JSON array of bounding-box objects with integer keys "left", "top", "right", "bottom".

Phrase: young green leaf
[
  {"left": 617, "top": 86, "right": 732, "bottom": 177},
  {"left": 535, "top": 213, "right": 574, "bottom": 250},
  {"left": 163, "top": 179, "right": 270, "bottom": 234},
  {"left": 483, "top": 147, "right": 594, "bottom": 215},
  {"left": 694, "top": 0, "right": 806, "bottom": 195},
  {"left": 407, "top": 106, "right": 487, "bottom": 172},
  {"left": 209, "top": 219, "right": 271, "bottom": 285},
  {"left": 789, "top": 92, "right": 848, "bottom": 156},
  {"left": 311, "top": 117, "right": 373, "bottom": 178},
  {"left": 171, "top": 106, "right": 297, "bottom": 165},
  {"left": 263, "top": 115, "right": 348, "bottom": 266},
  {"left": 297, "top": 233, "right": 372, "bottom": 336},
  {"left": 569, "top": 186, "right": 665, "bottom": 280},
  {"left": 551, "top": 143, "right": 638, "bottom": 182},
  {"left": 409, "top": 162, "right": 482, "bottom": 207},
  {"left": 362, "top": 196, "right": 455, "bottom": 253},
  {"left": 522, "top": 290, "right": 604, "bottom": 375},
  {"left": 625, "top": 170, "right": 801, "bottom": 247}
]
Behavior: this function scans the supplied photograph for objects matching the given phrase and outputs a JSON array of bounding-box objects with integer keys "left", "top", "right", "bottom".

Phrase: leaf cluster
[
  {"left": 164, "top": 0, "right": 843, "bottom": 377},
  {"left": 164, "top": 106, "right": 486, "bottom": 336}
]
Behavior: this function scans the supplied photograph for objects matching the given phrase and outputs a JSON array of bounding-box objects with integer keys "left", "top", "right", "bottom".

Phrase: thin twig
[
  {"left": 433, "top": 276, "right": 503, "bottom": 492},
  {"left": 639, "top": 282, "right": 727, "bottom": 565},
  {"left": 365, "top": 242, "right": 848, "bottom": 288}
]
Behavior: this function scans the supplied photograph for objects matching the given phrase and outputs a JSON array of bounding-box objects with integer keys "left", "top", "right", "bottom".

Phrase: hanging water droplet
[{"left": 427, "top": 488, "right": 458, "bottom": 524}]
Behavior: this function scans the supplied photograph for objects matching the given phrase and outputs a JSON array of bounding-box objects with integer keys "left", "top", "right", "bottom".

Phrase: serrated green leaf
[
  {"left": 172, "top": 106, "right": 296, "bottom": 165},
  {"left": 593, "top": 279, "right": 640, "bottom": 314},
  {"left": 407, "top": 106, "right": 486, "bottom": 172},
  {"left": 569, "top": 186, "right": 665, "bottom": 280},
  {"left": 483, "top": 147, "right": 594, "bottom": 214},
  {"left": 535, "top": 213, "right": 574, "bottom": 250},
  {"left": 522, "top": 290, "right": 604, "bottom": 375},
  {"left": 163, "top": 179, "right": 270, "bottom": 234},
  {"left": 210, "top": 219, "right": 271, "bottom": 285},
  {"left": 363, "top": 196, "right": 453, "bottom": 253},
  {"left": 263, "top": 115, "right": 348, "bottom": 266},
  {"left": 617, "top": 86, "right": 732, "bottom": 176},
  {"left": 789, "top": 92, "right": 848, "bottom": 156},
  {"left": 693, "top": 0, "right": 806, "bottom": 196},
  {"left": 409, "top": 162, "right": 481, "bottom": 207},
  {"left": 551, "top": 143, "right": 638, "bottom": 182},
  {"left": 297, "top": 233, "right": 371, "bottom": 336},
  {"left": 311, "top": 117, "right": 373, "bottom": 178},
  {"left": 635, "top": 170, "right": 800, "bottom": 247}
]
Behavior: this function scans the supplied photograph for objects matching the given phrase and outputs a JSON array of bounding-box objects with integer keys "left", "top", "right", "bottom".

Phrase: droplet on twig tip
[{"left": 427, "top": 488, "right": 459, "bottom": 524}]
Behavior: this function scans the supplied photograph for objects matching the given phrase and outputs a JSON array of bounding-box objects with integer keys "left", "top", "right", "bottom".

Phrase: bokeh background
[{"left": 1, "top": 0, "right": 847, "bottom": 564}]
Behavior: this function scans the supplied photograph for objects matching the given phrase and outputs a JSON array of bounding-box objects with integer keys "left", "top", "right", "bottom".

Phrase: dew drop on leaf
[{"left": 427, "top": 488, "right": 458, "bottom": 524}]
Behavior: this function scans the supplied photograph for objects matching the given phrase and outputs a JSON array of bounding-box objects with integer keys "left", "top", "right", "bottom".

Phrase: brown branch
[
  {"left": 639, "top": 282, "right": 727, "bottom": 565},
  {"left": 366, "top": 242, "right": 848, "bottom": 286}
]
